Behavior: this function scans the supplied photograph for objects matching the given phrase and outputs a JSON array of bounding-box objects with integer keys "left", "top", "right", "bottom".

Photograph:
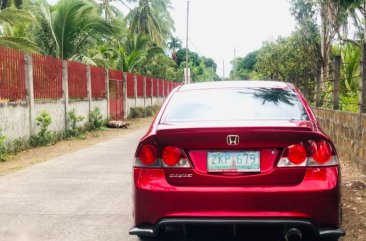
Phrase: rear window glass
[{"left": 162, "top": 88, "right": 308, "bottom": 122}]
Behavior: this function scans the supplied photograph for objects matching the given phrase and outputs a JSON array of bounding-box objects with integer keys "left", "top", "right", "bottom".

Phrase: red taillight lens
[
  {"left": 311, "top": 141, "right": 332, "bottom": 164},
  {"left": 139, "top": 144, "right": 158, "bottom": 165},
  {"left": 162, "top": 146, "right": 181, "bottom": 166},
  {"left": 287, "top": 144, "right": 307, "bottom": 165}
]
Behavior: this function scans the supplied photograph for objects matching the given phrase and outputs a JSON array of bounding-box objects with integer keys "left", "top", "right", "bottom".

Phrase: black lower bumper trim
[{"left": 129, "top": 218, "right": 345, "bottom": 238}]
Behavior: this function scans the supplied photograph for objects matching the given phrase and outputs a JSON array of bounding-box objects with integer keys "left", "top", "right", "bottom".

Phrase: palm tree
[
  {"left": 90, "top": 0, "right": 134, "bottom": 22},
  {"left": 72, "top": 44, "right": 117, "bottom": 68},
  {"left": 30, "top": 0, "right": 115, "bottom": 59},
  {"left": 144, "top": 54, "right": 176, "bottom": 80},
  {"left": 114, "top": 33, "right": 163, "bottom": 72},
  {"left": 0, "top": 0, "right": 22, "bottom": 9},
  {"left": 168, "top": 36, "right": 181, "bottom": 63},
  {"left": 126, "top": 0, "right": 174, "bottom": 46},
  {"left": 0, "top": 6, "right": 36, "bottom": 51}
]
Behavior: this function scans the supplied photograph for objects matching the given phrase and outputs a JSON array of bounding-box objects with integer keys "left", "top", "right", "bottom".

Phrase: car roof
[{"left": 178, "top": 80, "right": 293, "bottom": 92}]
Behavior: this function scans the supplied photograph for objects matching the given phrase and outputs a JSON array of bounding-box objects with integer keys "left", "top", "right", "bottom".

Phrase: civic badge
[{"left": 227, "top": 135, "right": 239, "bottom": 145}]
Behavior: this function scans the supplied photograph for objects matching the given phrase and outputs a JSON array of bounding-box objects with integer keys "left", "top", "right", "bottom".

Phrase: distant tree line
[{"left": 231, "top": 0, "right": 366, "bottom": 112}]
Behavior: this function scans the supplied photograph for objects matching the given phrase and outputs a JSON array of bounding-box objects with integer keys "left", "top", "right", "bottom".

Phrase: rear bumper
[
  {"left": 133, "top": 167, "right": 342, "bottom": 234},
  {"left": 129, "top": 218, "right": 345, "bottom": 238}
]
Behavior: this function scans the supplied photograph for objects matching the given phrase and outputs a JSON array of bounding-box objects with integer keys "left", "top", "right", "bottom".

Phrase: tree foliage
[{"left": 0, "top": 0, "right": 220, "bottom": 83}]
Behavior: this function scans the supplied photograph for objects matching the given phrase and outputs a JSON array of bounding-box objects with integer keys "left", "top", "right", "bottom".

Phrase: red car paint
[{"left": 131, "top": 81, "right": 343, "bottom": 239}]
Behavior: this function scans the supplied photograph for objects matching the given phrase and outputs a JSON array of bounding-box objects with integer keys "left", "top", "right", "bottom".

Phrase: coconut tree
[
  {"left": 30, "top": 0, "right": 115, "bottom": 59},
  {"left": 90, "top": 0, "right": 134, "bottom": 22},
  {"left": 114, "top": 33, "right": 163, "bottom": 72},
  {"left": 168, "top": 36, "right": 181, "bottom": 63},
  {"left": 0, "top": 6, "right": 36, "bottom": 51},
  {"left": 0, "top": 0, "right": 22, "bottom": 9},
  {"left": 126, "top": 0, "right": 174, "bottom": 46}
]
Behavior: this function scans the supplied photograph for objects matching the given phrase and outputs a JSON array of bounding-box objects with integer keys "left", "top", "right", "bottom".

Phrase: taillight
[
  {"left": 139, "top": 144, "right": 158, "bottom": 165},
  {"left": 287, "top": 144, "right": 307, "bottom": 165},
  {"left": 162, "top": 146, "right": 181, "bottom": 166},
  {"left": 135, "top": 144, "right": 192, "bottom": 168},
  {"left": 278, "top": 140, "right": 339, "bottom": 167},
  {"left": 311, "top": 141, "right": 332, "bottom": 164}
]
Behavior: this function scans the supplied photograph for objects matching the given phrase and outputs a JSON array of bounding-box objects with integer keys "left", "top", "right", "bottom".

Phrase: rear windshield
[{"left": 161, "top": 88, "right": 309, "bottom": 123}]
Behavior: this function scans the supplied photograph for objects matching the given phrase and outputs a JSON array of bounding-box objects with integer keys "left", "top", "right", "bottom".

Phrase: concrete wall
[
  {"left": 125, "top": 97, "right": 165, "bottom": 117},
  {"left": 35, "top": 100, "right": 66, "bottom": 133},
  {"left": 0, "top": 99, "right": 108, "bottom": 142},
  {"left": 0, "top": 102, "right": 30, "bottom": 140},
  {"left": 69, "top": 100, "right": 90, "bottom": 126},
  {"left": 313, "top": 108, "right": 366, "bottom": 172}
]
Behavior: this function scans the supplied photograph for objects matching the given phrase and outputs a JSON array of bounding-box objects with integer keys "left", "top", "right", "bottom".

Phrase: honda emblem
[{"left": 227, "top": 135, "right": 239, "bottom": 145}]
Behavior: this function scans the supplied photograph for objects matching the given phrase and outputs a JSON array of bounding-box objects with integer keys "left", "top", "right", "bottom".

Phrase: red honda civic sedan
[{"left": 130, "top": 81, "right": 345, "bottom": 241}]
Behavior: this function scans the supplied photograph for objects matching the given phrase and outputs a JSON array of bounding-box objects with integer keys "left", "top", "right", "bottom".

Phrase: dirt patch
[
  {"left": 0, "top": 117, "right": 153, "bottom": 176},
  {"left": 340, "top": 162, "right": 366, "bottom": 241}
]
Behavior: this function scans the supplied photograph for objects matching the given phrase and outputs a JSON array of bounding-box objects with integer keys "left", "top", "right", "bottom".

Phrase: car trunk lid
[{"left": 156, "top": 120, "right": 316, "bottom": 186}]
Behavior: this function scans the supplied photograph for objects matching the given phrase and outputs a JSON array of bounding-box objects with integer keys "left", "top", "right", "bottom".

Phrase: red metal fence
[
  {"left": 32, "top": 53, "right": 63, "bottom": 99},
  {"left": 68, "top": 61, "right": 87, "bottom": 99},
  {"left": 137, "top": 75, "right": 144, "bottom": 97},
  {"left": 158, "top": 79, "right": 164, "bottom": 97},
  {"left": 127, "top": 73, "right": 135, "bottom": 97},
  {"left": 153, "top": 78, "right": 158, "bottom": 97},
  {"left": 109, "top": 79, "right": 123, "bottom": 120},
  {"left": 108, "top": 69, "right": 124, "bottom": 120},
  {"left": 0, "top": 48, "right": 26, "bottom": 100},
  {"left": 109, "top": 69, "right": 123, "bottom": 81},
  {"left": 146, "top": 77, "right": 152, "bottom": 97},
  {"left": 91, "top": 66, "right": 106, "bottom": 98},
  {"left": 1, "top": 47, "right": 181, "bottom": 120}
]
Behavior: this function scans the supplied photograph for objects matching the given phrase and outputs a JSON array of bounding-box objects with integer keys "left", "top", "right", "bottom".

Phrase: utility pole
[
  {"left": 184, "top": 0, "right": 191, "bottom": 84},
  {"left": 233, "top": 47, "right": 236, "bottom": 80}
]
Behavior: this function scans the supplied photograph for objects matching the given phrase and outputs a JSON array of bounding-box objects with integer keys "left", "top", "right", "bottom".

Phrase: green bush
[
  {"left": 87, "top": 107, "right": 106, "bottom": 131},
  {"left": 128, "top": 105, "right": 161, "bottom": 119},
  {"left": 30, "top": 111, "right": 54, "bottom": 147},
  {"left": 129, "top": 107, "right": 145, "bottom": 119},
  {"left": 67, "top": 109, "right": 85, "bottom": 138},
  {"left": 0, "top": 129, "right": 8, "bottom": 161},
  {"left": 9, "top": 137, "right": 30, "bottom": 153}
]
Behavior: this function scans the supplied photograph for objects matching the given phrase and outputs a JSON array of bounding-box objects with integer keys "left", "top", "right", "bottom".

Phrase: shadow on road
[{"left": 138, "top": 225, "right": 288, "bottom": 241}]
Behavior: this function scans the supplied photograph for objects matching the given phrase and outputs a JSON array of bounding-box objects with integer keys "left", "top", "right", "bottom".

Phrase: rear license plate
[{"left": 207, "top": 151, "right": 260, "bottom": 172}]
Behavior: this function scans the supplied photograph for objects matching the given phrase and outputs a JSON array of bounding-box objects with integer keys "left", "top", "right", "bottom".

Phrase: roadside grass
[{"left": 0, "top": 117, "right": 153, "bottom": 176}]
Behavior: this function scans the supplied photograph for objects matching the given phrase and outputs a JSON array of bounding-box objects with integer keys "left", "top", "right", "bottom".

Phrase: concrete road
[
  {"left": 0, "top": 128, "right": 147, "bottom": 241},
  {"left": 0, "top": 127, "right": 282, "bottom": 241}
]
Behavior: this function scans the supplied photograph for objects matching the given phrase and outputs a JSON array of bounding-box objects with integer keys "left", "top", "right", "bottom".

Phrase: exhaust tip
[{"left": 285, "top": 228, "right": 302, "bottom": 241}]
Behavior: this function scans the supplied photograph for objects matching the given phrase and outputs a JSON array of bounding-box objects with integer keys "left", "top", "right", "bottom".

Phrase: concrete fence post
[
  {"left": 315, "top": 60, "right": 322, "bottom": 107},
  {"left": 355, "top": 43, "right": 366, "bottom": 167},
  {"left": 150, "top": 78, "right": 153, "bottom": 106},
  {"left": 143, "top": 76, "right": 147, "bottom": 108},
  {"left": 157, "top": 79, "right": 160, "bottom": 100},
  {"left": 62, "top": 61, "right": 69, "bottom": 131},
  {"left": 24, "top": 54, "right": 35, "bottom": 135},
  {"left": 134, "top": 74, "right": 137, "bottom": 107},
  {"left": 333, "top": 55, "right": 341, "bottom": 110},
  {"left": 105, "top": 69, "right": 110, "bottom": 120},
  {"left": 303, "top": 68, "right": 309, "bottom": 100},
  {"left": 361, "top": 43, "right": 366, "bottom": 114},
  {"left": 86, "top": 65, "right": 92, "bottom": 120},
  {"left": 123, "top": 72, "right": 128, "bottom": 119}
]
